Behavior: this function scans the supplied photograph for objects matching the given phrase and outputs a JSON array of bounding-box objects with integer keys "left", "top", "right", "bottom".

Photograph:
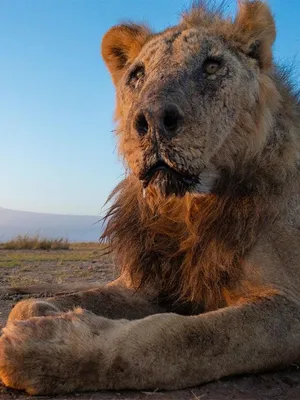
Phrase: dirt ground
[{"left": 1, "top": 244, "right": 300, "bottom": 400}]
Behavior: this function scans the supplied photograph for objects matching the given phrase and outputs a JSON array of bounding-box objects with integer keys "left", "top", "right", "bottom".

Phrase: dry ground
[{"left": 1, "top": 243, "right": 300, "bottom": 400}]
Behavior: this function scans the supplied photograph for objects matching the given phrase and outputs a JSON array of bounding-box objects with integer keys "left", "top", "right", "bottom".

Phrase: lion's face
[
  {"left": 114, "top": 29, "right": 260, "bottom": 196},
  {"left": 102, "top": 2, "right": 276, "bottom": 197}
]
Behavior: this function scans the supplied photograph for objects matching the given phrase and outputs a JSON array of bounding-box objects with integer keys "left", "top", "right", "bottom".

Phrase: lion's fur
[
  {"left": 102, "top": 174, "right": 279, "bottom": 310},
  {"left": 2, "top": 1, "right": 300, "bottom": 395},
  {"left": 100, "top": 0, "right": 300, "bottom": 310}
]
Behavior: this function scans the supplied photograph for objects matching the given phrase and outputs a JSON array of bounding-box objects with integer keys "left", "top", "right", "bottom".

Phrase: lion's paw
[
  {"left": 0, "top": 309, "right": 105, "bottom": 395},
  {"left": 8, "top": 299, "right": 60, "bottom": 322}
]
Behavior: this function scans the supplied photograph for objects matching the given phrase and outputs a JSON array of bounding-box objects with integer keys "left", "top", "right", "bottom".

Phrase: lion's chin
[
  {"left": 144, "top": 170, "right": 199, "bottom": 197},
  {"left": 139, "top": 161, "right": 219, "bottom": 197},
  {"left": 140, "top": 160, "right": 200, "bottom": 197},
  {"left": 146, "top": 169, "right": 220, "bottom": 197}
]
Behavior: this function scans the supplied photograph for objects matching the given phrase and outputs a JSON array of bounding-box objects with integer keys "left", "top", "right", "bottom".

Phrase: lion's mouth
[{"left": 140, "top": 160, "right": 199, "bottom": 196}]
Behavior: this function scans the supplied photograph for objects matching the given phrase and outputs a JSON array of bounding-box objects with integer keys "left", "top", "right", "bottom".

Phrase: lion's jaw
[{"left": 139, "top": 158, "right": 219, "bottom": 197}]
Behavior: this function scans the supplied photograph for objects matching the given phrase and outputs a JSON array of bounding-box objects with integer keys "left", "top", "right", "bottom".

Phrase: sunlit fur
[{"left": 101, "top": 0, "right": 300, "bottom": 309}]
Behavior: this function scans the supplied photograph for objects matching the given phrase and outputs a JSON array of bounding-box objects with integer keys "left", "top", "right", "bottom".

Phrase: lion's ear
[
  {"left": 234, "top": 1, "right": 276, "bottom": 70},
  {"left": 101, "top": 24, "right": 151, "bottom": 85}
]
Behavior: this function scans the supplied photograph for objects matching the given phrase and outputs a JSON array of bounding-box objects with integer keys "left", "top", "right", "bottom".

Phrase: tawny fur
[{"left": 1, "top": 0, "right": 300, "bottom": 395}]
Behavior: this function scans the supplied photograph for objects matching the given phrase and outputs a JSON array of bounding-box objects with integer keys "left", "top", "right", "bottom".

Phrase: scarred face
[{"left": 102, "top": 2, "right": 276, "bottom": 196}]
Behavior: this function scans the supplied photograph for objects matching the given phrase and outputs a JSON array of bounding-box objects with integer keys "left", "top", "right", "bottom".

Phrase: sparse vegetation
[
  {"left": 0, "top": 242, "right": 114, "bottom": 289},
  {"left": 2, "top": 235, "right": 70, "bottom": 250}
]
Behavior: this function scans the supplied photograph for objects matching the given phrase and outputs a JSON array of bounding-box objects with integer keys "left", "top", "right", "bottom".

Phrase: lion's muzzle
[{"left": 133, "top": 103, "right": 184, "bottom": 140}]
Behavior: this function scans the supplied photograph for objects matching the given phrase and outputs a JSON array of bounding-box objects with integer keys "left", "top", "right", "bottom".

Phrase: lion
[{"left": 1, "top": 0, "right": 300, "bottom": 395}]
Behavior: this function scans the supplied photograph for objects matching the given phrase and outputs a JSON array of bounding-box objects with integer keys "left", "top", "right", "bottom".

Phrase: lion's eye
[
  {"left": 128, "top": 65, "right": 145, "bottom": 88},
  {"left": 203, "top": 59, "right": 221, "bottom": 75},
  {"left": 134, "top": 68, "right": 144, "bottom": 80}
]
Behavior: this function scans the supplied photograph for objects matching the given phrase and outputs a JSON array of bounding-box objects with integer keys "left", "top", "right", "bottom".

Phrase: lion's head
[{"left": 101, "top": 1, "right": 279, "bottom": 197}]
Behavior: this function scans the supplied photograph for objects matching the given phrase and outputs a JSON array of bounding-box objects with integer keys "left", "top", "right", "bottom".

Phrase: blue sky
[{"left": 0, "top": 0, "right": 299, "bottom": 216}]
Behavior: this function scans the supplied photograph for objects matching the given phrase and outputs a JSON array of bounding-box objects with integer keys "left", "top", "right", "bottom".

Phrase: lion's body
[{"left": 1, "top": 1, "right": 300, "bottom": 395}]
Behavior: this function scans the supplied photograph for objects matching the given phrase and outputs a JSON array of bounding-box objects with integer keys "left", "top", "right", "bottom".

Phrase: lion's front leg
[
  {"left": 8, "top": 282, "right": 163, "bottom": 322},
  {"left": 1, "top": 295, "right": 300, "bottom": 395}
]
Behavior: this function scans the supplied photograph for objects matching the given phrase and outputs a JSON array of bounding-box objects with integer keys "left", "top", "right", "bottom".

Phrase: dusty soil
[{"left": 1, "top": 244, "right": 300, "bottom": 400}]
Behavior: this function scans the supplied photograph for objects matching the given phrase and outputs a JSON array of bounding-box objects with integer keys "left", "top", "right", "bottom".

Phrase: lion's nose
[
  {"left": 134, "top": 104, "right": 183, "bottom": 138},
  {"left": 162, "top": 104, "right": 183, "bottom": 134},
  {"left": 134, "top": 112, "right": 149, "bottom": 136}
]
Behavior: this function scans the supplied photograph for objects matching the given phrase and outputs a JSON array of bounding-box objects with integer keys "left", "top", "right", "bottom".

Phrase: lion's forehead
[
  {"left": 139, "top": 27, "right": 228, "bottom": 69},
  {"left": 140, "top": 28, "right": 202, "bottom": 62}
]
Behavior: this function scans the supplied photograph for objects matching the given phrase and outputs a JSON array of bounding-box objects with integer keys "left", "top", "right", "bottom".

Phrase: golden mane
[{"left": 101, "top": 167, "right": 280, "bottom": 310}]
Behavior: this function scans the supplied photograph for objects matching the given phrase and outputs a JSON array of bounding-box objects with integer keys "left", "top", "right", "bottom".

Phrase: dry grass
[
  {"left": 2, "top": 235, "right": 70, "bottom": 250},
  {"left": 0, "top": 242, "right": 114, "bottom": 289}
]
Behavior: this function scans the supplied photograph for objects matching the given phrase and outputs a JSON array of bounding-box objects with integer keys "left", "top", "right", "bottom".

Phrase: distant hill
[{"left": 0, "top": 207, "right": 104, "bottom": 242}]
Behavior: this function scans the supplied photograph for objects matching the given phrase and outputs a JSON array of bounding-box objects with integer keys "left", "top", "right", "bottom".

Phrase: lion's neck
[{"left": 102, "top": 174, "right": 280, "bottom": 310}]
